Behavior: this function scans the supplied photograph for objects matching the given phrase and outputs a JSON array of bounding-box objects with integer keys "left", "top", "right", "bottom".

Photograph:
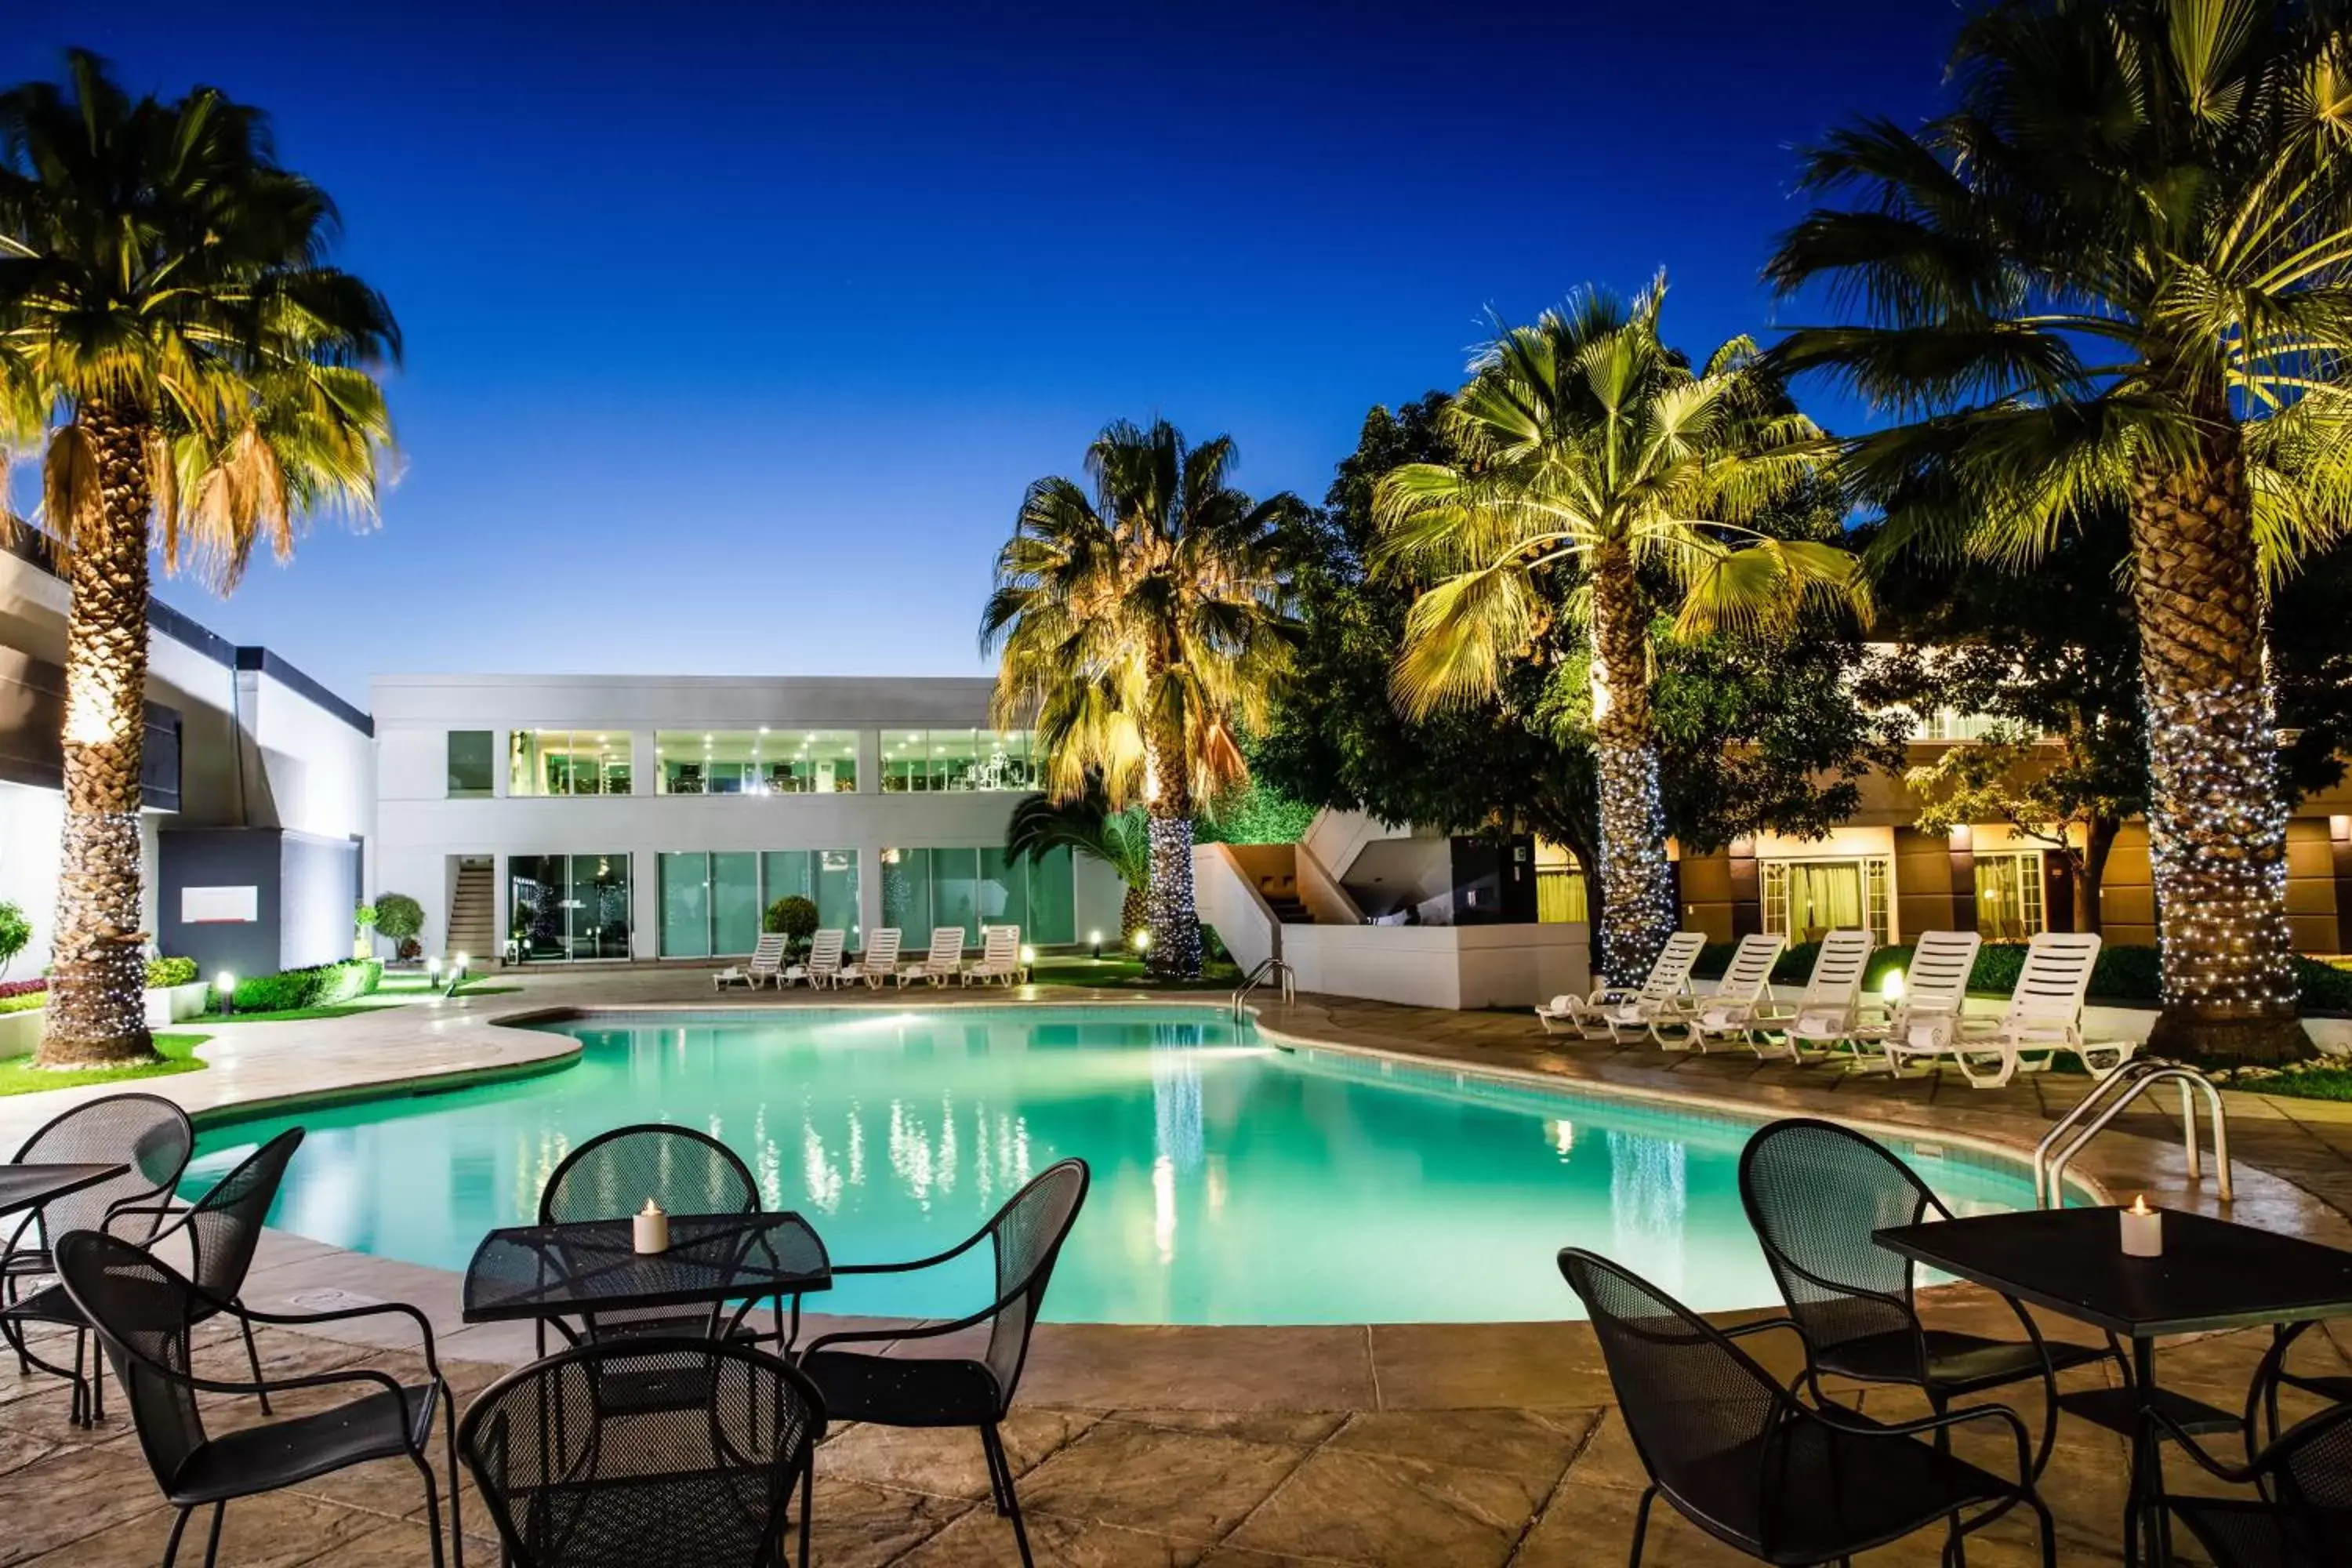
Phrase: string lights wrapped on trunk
[
  {"left": 2143, "top": 683, "right": 2299, "bottom": 1054},
  {"left": 1594, "top": 742, "right": 1678, "bottom": 985}
]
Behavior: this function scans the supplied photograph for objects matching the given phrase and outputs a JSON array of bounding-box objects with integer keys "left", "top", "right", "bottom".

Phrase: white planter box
[
  {"left": 0, "top": 1008, "right": 42, "bottom": 1062},
  {"left": 145, "top": 982, "right": 215, "bottom": 1026}
]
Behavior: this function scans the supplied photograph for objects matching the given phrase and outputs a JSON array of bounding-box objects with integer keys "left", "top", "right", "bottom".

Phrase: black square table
[
  {"left": 1877, "top": 1205, "right": 2352, "bottom": 1566},
  {"left": 0, "top": 1163, "right": 131, "bottom": 1219},
  {"left": 462, "top": 1211, "right": 833, "bottom": 1347}
]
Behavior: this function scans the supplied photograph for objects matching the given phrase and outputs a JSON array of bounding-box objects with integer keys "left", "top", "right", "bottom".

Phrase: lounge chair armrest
[
  {"left": 100, "top": 1200, "right": 194, "bottom": 1241},
  {"left": 191, "top": 1362, "right": 412, "bottom": 1403}
]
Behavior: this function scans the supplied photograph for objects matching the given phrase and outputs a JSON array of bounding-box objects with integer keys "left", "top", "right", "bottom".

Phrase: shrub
[
  {"left": 231, "top": 959, "right": 383, "bottom": 1012},
  {"left": 2293, "top": 956, "right": 2352, "bottom": 1013},
  {"left": 764, "top": 895, "right": 819, "bottom": 945},
  {"left": 146, "top": 956, "right": 199, "bottom": 989},
  {"left": 0, "top": 978, "right": 44, "bottom": 1000},
  {"left": 0, "top": 900, "right": 27, "bottom": 980},
  {"left": 372, "top": 894, "right": 424, "bottom": 943}
]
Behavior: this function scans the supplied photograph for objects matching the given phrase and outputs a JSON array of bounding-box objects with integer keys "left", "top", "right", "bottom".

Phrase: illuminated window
[
  {"left": 510, "top": 731, "right": 630, "bottom": 797},
  {"left": 1760, "top": 855, "right": 1892, "bottom": 944},
  {"left": 1973, "top": 851, "right": 2048, "bottom": 942},
  {"left": 880, "top": 730, "right": 1034, "bottom": 792},
  {"left": 654, "top": 731, "right": 858, "bottom": 795}
]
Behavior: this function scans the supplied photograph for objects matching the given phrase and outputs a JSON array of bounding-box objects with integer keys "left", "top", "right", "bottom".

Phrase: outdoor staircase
[
  {"left": 1263, "top": 892, "right": 1314, "bottom": 925},
  {"left": 448, "top": 862, "right": 495, "bottom": 960}
]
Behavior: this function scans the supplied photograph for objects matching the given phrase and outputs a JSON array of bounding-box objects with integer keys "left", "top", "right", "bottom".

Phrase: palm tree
[
  {"left": 983, "top": 419, "right": 1296, "bottom": 980},
  {"left": 1004, "top": 787, "right": 1152, "bottom": 946},
  {"left": 0, "top": 53, "right": 397, "bottom": 1066},
  {"left": 1765, "top": 0, "right": 2352, "bottom": 1060},
  {"left": 1375, "top": 279, "right": 1861, "bottom": 984}
]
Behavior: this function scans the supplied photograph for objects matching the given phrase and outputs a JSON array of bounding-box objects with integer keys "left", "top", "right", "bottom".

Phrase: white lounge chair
[
  {"left": 838, "top": 927, "right": 902, "bottom": 990},
  {"left": 1864, "top": 931, "right": 1984, "bottom": 1077},
  {"left": 787, "top": 928, "right": 846, "bottom": 990},
  {"left": 964, "top": 925, "right": 1023, "bottom": 987},
  {"left": 1667, "top": 934, "right": 1786, "bottom": 1051},
  {"left": 1753, "top": 929, "right": 1875, "bottom": 1062},
  {"left": 1951, "top": 931, "right": 2115, "bottom": 1087},
  {"left": 1535, "top": 931, "right": 1707, "bottom": 1040},
  {"left": 714, "top": 932, "right": 787, "bottom": 990},
  {"left": 901, "top": 927, "right": 966, "bottom": 987}
]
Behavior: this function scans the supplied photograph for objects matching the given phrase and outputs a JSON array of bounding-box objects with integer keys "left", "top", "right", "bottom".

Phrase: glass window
[
  {"left": 1537, "top": 867, "right": 1588, "bottom": 924},
  {"left": 713, "top": 852, "right": 760, "bottom": 954},
  {"left": 880, "top": 845, "right": 1074, "bottom": 946},
  {"left": 1975, "top": 851, "right": 2046, "bottom": 942},
  {"left": 1028, "top": 845, "right": 1075, "bottom": 945},
  {"left": 656, "top": 731, "right": 858, "bottom": 795},
  {"left": 659, "top": 853, "right": 711, "bottom": 959},
  {"left": 510, "top": 853, "right": 632, "bottom": 960},
  {"left": 880, "top": 730, "right": 1033, "bottom": 792},
  {"left": 510, "top": 731, "right": 630, "bottom": 797},
  {"left": 1761, "top": 856, "right": 1892, "bottom": 945},
  {"left": 880, "top": 847, "right": 932, "bottom": 935},
  {"left": 447, "top": 731, "right": 494, "bottom": 797},
  {"left": 756, "top": 850, "right": 862, "bottom": 946}
]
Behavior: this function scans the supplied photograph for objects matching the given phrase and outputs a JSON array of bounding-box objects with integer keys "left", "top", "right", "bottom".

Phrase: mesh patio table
[
  {"left": 462, "top": 1211, "right": 833, "bottom": 1348},
  {"left": 0, "top": 1163, "right": 129, "bottom": 1218},
  {"left": 1877, "top": 1204, "right": 2352, "bottom": 1567}
]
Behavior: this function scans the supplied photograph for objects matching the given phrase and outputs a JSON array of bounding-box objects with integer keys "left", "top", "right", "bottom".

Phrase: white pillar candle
[
  {"left": 633, "top": 1199, "right": 670, "bottom": 1254},
  {"left": 2119, "top": 1196, "right": 2163, "bottom": 1258}
]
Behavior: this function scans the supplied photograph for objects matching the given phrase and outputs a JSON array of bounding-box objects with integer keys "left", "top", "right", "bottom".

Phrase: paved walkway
[{"left": 3, "top": 967, "right": 2349, "bottom": 1566}]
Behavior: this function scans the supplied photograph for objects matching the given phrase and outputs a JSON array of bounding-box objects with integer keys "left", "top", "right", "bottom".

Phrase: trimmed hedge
[
  {"left": 231, "top": 959, "right": 383, "bottom": 1012},
  {"left": 147, "top": 956, "right": 199, "bottom": 989},
  {"left": 1696, "top": 938, "right": 2352, "bottom": 1011}
]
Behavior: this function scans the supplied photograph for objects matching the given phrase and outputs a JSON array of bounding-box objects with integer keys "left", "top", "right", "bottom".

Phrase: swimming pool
[{"left": 186, "top": 1005, "right": 2048, "bottom": 1325}]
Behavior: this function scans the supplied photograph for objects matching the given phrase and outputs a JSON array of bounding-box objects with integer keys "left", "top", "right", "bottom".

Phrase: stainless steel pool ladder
[
  {"left": 1232, "top": 957, "right": 1296, "bottom": 1022},
  {"left": 2032, "top": 1057, "right": 2230, "bottom": 1208}
]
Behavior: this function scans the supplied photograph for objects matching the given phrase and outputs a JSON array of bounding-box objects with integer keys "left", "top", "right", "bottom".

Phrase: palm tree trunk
[
  {"left": 1588, "top": 543, "right": 1676, "bottom": 986},
  {"left": 39, "top": 400, "right": 159, "bottom": 1068},
  {"left": 1144, "top": 702, "right": 1202, "bottom": 981},
  {"left": 2127, "top": 430, "right": 2303, "bottom": 1062}
]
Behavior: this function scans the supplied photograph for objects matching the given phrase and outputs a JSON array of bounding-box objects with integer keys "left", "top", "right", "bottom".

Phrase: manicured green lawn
[
  {"left": 204, "top": 1002, "right": 389, "bottom": 1023},
  {"left": 0, "top": 1033, "right": 210, "bottom": 1097},
  {"left": 2209, "top": 1058, "right": 2352, "bottom": 1102}
]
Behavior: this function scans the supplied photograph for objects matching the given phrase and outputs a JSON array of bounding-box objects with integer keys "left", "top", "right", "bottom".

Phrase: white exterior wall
[
  {"left": 1, "top": 548, "right": 374, "bottom": 974},
  {"left": 370, "top": 673, "right": 1103, "bottom": 960}
]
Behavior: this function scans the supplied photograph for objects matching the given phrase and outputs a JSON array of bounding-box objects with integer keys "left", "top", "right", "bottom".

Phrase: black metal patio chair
[
  {"left": 2, "top": 1092, "right": 199, "bottom": 1424},
  {"left": 11, "top": 1127, "right": 302, "bottom": 1425},
  {"left": 459, "top": 1337, "right": 826, "bottom": 1568},
  {"left": 54, "top": 1228, "right": 462, "bottom": 1568},
  {"left": 539, "top": 1123, "right": 763, "bottom": 1348},
  {"left": 1737, "top": 1116, "right": 2111, "bottom": 1475},
  {"left": 2156, "top": 1396, "right": 2352, "bottom": 1566},
  {"left": 797, "top": 1158, "right": 1088, "bottom": 1568},
  {"left": 1559, "top": 1246, "right": 2056, "bottom": 1567}
]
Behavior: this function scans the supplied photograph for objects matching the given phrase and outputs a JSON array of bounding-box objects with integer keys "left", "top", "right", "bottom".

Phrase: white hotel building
[{"left": 370, "top": 675, "right": 1130, "bottom": 966}]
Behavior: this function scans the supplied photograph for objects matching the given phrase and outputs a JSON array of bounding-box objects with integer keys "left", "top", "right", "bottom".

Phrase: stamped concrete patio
[{"left": 3, "top": 964, "right": 2349, "bottom": 1566}]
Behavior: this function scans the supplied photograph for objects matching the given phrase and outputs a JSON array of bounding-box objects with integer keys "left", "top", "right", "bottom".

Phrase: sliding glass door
[
  {"left": 508, "top": 854, "right": 633, "bottom": 961},
  {"left": 877, "top": 845, "right": 1074, "bottom": 946}
]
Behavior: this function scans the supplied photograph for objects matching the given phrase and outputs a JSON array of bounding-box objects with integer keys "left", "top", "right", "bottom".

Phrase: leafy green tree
[
  {"left": 0, "top": 900, "right": 29, "bottom": 979},
  {"left": 1766, "top": 0, "right": 2352, "bottom": 1058},
  {"left": 1193, "top": 776, "right": 1318, "bottom": 847},
  {"left": 1374, "top": 281, "right": 1865, "bottom": 982},
  {"left": 0, "top": 53, "right": 397, "bottom": 1065},
  {"left": 1258, "top": 395, "right": 1896, "bottom": 964},
  {"left": 983, "top": 419, "right": 1298, "bottom": 979}
]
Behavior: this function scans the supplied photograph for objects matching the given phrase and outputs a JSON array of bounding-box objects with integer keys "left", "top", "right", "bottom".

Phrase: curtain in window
[{"left": 1786, "top": 862, "right": 1862, "bottom": 941}]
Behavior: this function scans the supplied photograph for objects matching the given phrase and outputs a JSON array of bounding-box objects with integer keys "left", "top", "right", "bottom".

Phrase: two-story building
[{"left": 369, "top": 674, "right": 1129, "bottom": 965}]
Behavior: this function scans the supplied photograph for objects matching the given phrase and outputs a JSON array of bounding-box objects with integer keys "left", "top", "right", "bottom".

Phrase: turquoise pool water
[{"left": 185, "top": 1006, "right": 2044, "bottom": 1325}]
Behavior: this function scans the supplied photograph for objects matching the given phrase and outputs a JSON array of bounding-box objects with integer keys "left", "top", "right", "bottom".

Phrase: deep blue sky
[{"left": 11, "top": 1, "right": 1958, "bottom": 706}]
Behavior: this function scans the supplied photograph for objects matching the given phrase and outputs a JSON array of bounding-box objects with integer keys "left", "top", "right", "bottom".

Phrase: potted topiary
[
  {"left": 764, "top": 895, "right": 820, "bottom": 958},
  {"left": 374, "top": 893, "right": 426, "bottom": 964},
  {"left": 354, "top": 902, "right": 379, "bottom": 960}
]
